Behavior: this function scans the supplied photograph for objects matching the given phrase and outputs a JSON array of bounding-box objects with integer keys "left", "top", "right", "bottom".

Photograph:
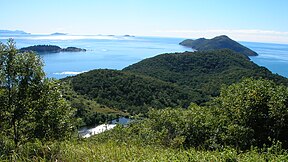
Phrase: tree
[
  {"left": 0, "top": 39, "right": 75, "bottom": 147},
  {"left": 146, "top": 104, "right": 213, "bottom": 148},
  {"left": 211, "top": 78, "right": 288, "bottom": 149}
]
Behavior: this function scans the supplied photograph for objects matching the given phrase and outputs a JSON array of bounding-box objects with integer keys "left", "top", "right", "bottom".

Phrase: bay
[{"left": 1, "top": 35, "right": 287, "bottom": 79}]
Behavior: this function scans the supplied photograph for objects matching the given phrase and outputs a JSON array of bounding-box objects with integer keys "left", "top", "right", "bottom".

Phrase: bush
[
  {"left": 105, "top": 78, "right": 288, "bottom": 150},
  {"left": 210, "top": 78, "right": 288, "bottom": 149}
]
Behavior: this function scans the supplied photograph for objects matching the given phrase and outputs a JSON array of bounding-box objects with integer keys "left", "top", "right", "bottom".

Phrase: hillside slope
[
  {"left": 64, "top": 49, "right": 287, "bottom": 115},
  {"left": 124, "top": 49, "right": 287, "bottom": 97},
  {"left": 63, "top": 70, "right": 198, "bottom": 114}
]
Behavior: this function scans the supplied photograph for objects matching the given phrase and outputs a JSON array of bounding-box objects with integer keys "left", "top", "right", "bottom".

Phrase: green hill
[
  {"left": 124, "top": 49, "right": 287, "bottom": 98},
  {"left": 62, "top": 69, "right": 197, "bottom": 114},
  {"left": 179, "top": 35, "right": 258, "bottom": 56},
  {"left": 63, "top": 49, "right": 287, "bottom": 117}
]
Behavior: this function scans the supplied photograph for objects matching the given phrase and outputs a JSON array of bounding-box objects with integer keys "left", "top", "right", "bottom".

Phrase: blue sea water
[
  {"left": 1, "top": 35, "right": 287, "bottom": 79},
  {"left": 241, "top": 42, "right": 288, "bottom": 78}
]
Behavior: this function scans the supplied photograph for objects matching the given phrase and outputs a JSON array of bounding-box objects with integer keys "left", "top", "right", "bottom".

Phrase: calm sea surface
[
  {"left": 1, "top": 35, "right": 287, "bottom": 79},
  {"left": 242, "top": 42, "right": 288, "bottom": 78}
]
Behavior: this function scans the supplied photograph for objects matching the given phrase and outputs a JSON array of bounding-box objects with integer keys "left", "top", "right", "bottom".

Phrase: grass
[{"left": 2, "top": 138, "right": 287, "bottom": 162}]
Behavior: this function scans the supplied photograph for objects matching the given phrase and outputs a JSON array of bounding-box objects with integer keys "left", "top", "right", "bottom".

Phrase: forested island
[
  {"left": 19, "top": 45, "right": 86, "bottom": 53},
  {"left": 1, "top": 39, "right": 288, "bottom": 161},
  {"left": 179, "top": 35, "right": 258, "bottom": 56}
]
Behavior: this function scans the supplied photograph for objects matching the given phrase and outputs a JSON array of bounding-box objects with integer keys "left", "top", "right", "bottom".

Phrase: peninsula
[{"left": 179, "top": 35, "right": 258, "bottom": 56}]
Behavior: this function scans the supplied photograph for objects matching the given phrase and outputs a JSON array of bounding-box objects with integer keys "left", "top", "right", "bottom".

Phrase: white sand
[{"left": 82, "top": 124, "right": 117, "bottom": 138}]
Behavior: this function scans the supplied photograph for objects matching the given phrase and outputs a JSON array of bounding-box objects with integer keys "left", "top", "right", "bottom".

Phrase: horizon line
[{"left": 1, "top": 29, "right": 288, "bottom": 45}]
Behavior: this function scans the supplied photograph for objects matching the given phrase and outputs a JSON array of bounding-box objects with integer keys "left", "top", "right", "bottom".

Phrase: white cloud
[
  {"left": 155, "top": 29, "right": 288, "bottom": 44},
  {"left": 29, "top": 35, "right": 120, "bottom": 40}
]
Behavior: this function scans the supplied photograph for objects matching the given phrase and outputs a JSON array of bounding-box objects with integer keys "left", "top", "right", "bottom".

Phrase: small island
[
  {"left": 19, "top": 45, "right": 86, "bottom": 53},
  {"left": 123, "top": 35, "right": 135, "bottom": 37},
  {"left": 50, "top": 32, "right": 67, "bottom": 36},
  {"left": 61, "top": 47, "right": 86, "bottom": 52},
  {"left": 179, "top": 35, "right": 258, "bottom": 57}
]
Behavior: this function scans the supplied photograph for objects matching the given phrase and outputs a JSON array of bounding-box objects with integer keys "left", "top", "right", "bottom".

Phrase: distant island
[
  {"left": 19, "top": 45, "right": 86, "bottom": 53},
  {"left": 50, "top": 32, "right": 67, "bottom": 36},
  {"left": 123, "top": 35, "right": 135, "bottom": 37},
  {"left": 179, "top": 35, "right": 258, "bottom": 56},
  {"left": 0, "top": 30, "right": 30, "bottom": 35},
  {"left": 61, "top": 47, "right": 86, "bottom": 52}
]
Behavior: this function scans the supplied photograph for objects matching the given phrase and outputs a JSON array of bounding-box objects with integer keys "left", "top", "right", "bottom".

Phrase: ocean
[
  {"left": 1, "top": 35, "right": 287, "bottom": 79},
  {"left": 242, "top": 41, "right": 288, "bottom": 78}
]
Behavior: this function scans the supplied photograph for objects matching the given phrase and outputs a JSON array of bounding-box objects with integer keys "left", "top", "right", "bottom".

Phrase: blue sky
[{"left": 1, "top": 0, "right": 288, "bottom": 43}]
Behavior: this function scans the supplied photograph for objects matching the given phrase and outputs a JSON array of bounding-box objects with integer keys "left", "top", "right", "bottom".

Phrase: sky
[{"left": 1, "top": 0, "right": 288, "bottom": 43}]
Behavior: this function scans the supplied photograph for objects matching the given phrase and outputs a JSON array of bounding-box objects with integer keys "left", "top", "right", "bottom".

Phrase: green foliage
[
  {"left": 62, "top": 49, "right": 287, "bottom": 125},
  {"left": 0, "top": 41, "right": 288, "bottom": 161},
  {"left": 61, "top": 81, "right": 127, "bottom": 127},
  {"left": 144, "top": 105, "right": 213, "bottom": 148},
  {"left": 63, "top": 69, "right": 195, "bottom": 114},
  {"left": 124, "top": 49, "right": 287, "bottom": 100},
  {"left": 92, "top": 104, "right": 214, "bottom": 149},
  {"left": 62, "top": 49, "right": 287, "bottom": 118},
  {"left": 1, "top": 137, "right": 287, "bottom": 161},
  {"left": 179, "top": 35, "right": 258, "bottom": 56},
  {"left": 31, "top": 79, "right": 76, "bottom": 141},
  {"left": 0, "top": 39, "right": 76, "bottom": 150},
  {"left": 1, "top": 39, "right": 288, "bottom": 161},
  {"left": 94, "top": 78, "right": 288, "bottom": 151},
  {"left": 210, "top": 78, "right": 288, "bottom": 149}
]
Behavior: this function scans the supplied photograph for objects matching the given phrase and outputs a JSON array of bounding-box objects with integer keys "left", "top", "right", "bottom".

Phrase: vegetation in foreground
[
  {"left": 1, "top": 77, "right": 287, "bottom": 161},
  {"left": 0, "top": 39, "right": 76, "bottom": 147},
  {"left": 2, "top": 139, "right": 287, "bottom": 161}
]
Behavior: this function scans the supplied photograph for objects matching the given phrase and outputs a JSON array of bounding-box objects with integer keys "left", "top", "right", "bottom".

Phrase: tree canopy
[
  {"left": 210, "top": 78, "right": 288, "bottom": 149},
  {"left": 62, "top": 69, "right": 196, "bottom": 115},
  {"left": 0, "top": 39, "right": 75, "bottom": 148},
  {"left": 107, "top": 78, "right": 288, "bottom": 150},
  {"left": 124, "top": 49, "right": 287, "bottom": 99}
]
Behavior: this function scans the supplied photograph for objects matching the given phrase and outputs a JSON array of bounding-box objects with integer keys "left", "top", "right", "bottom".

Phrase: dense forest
[
  {"left": 179, "top": 35, "right": 258, "bottom": 56},
  {"left": 60, "top": 82, "right": 127, "bottom": 127},
  {"left": 1, "top": 39, "right": 288, "bottom": 161},
  {"left": 62, "top": 70, "right": 196, "bottom": 115},
  {"left": 124, "top": 49, "right": 287, "bottom": 97}
]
